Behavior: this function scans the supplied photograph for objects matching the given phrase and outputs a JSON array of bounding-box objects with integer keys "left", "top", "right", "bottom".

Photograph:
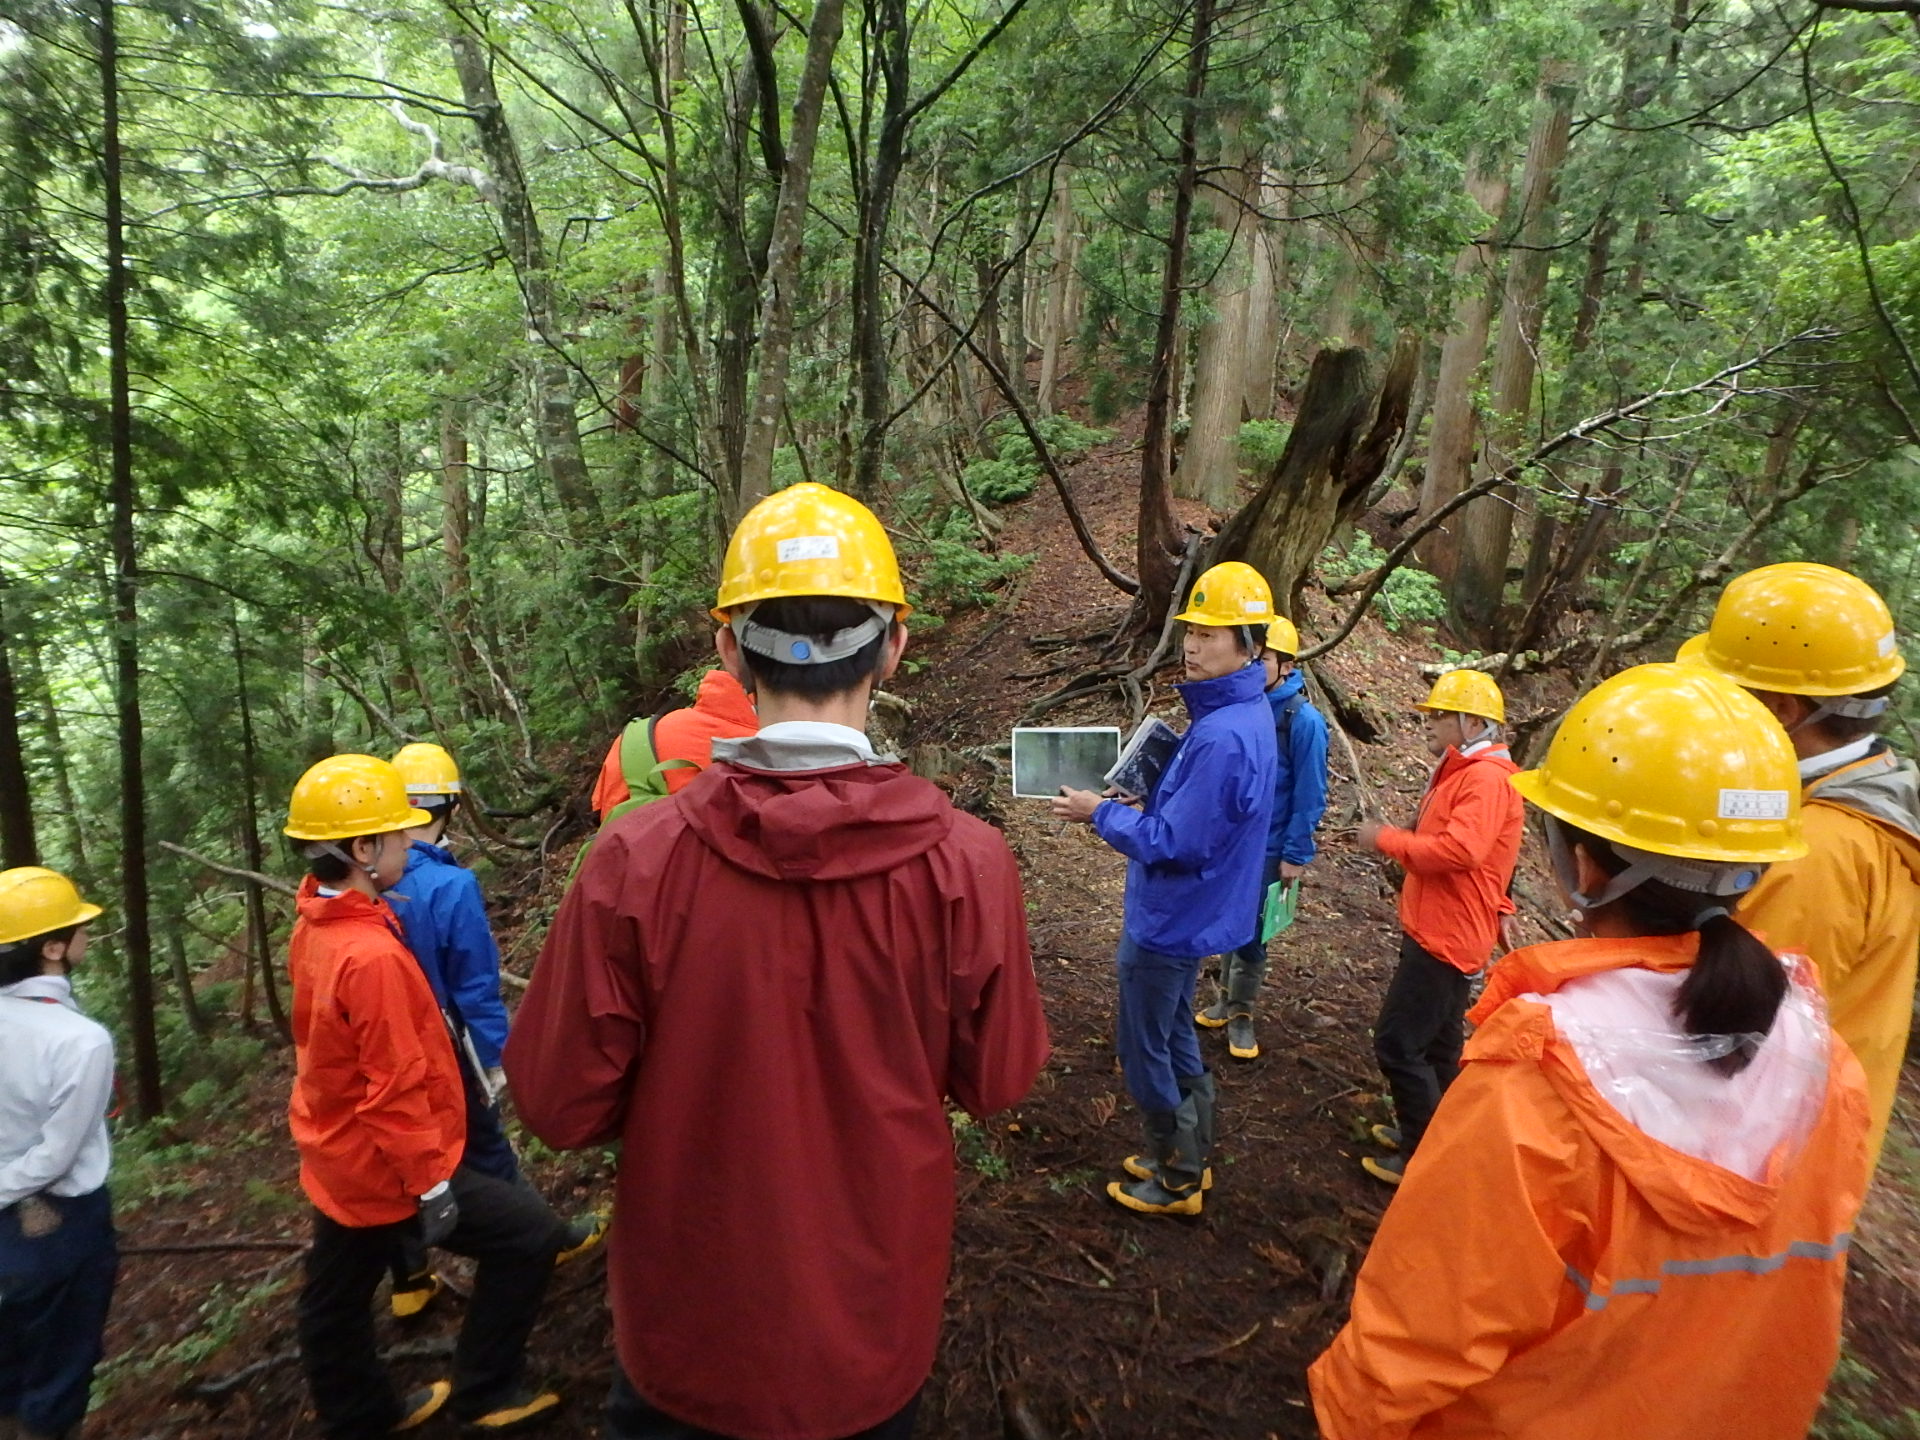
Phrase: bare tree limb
[
  {"left": 1299, "top": 330, "right": 1839, "bottom": 661},
  {"left": 159, "top": 841, "right": 298, "bottom": 897}
]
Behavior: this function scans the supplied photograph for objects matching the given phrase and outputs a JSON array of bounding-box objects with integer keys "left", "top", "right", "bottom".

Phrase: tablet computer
[{"left": 1011, "top": 726, "right": 1123, "bottom": 799}]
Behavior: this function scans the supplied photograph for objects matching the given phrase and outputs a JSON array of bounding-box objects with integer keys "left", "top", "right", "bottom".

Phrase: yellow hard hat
[
  {"left": 0, "top": 867, "right": 103, "bottom": 947},
  {"left": 391, "top": 742, "right": 462, "bottom": 798},
  {"left": 1416, "top": 669, "right": 1506, "bottom": 724},
  {"left": 1676, "top": 561, "right": 1904, "bottom": 697},
  {"left": 285, "top": 754, "right": 432, "bottom": 842},
  {"left": 1512, "top": 663, "right": 1806, "bottom": 864},
  {"left": 1266, "top": 616, "right": 1301, "bottom": 656},
  {"left": 1174, "top": 562, "right": 1277, "bottom": 628},
  {"left": 712, "top": 483, "right": 910, "bottom": 621}
]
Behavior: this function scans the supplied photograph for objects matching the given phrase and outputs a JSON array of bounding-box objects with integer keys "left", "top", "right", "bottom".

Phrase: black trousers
[
  {"left": 606, "top": 1366, "right": 921, "bottom": 1440},
  {"left": 297, "top": 1164, "right": 567, "bottom": 1438},
  {"left": 1372, "top": 934, "right": 1472, "bottom": 1158},
  {"left": 0, "top": 1187, "right": 118, "bottom": 1437}
]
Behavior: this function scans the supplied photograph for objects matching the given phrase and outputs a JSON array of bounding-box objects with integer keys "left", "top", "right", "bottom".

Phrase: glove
[
  {"left": 484, "top": 1067, "right": 507, "bottom": 1102},
  {"left": 418, "top": 1181, "right": 459, "bottom": 1246}
]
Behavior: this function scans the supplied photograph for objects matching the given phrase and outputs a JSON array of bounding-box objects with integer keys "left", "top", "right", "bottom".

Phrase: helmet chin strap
[
  {"left": 1544, "top": 815, "right": 1764, "bottom": 926},
  {"left": 304, "top": 838, "right": 388, "bottom": 885},
  {"left": 1789, "top": 693, "right": 1888, "bottom": 733}
]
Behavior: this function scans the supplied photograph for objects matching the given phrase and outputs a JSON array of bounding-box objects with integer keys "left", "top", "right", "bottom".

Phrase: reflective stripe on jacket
[
  {"left": 1375, "top": 742, "right": 1523, "bottom": 974},
  {"left": 1309, "top": 934, "right": 1870, "bottom": 1440},
  {"left": 1093, "top": 662, "right": 1278, "bottom": 957},
  {"left": 1736, "top": 747, "right": 1920, "bottom": 1168},
  {"left": 390, "top": 841, "right": 510, "bottom": 1070},
  {"left": 287, "top": 879, "right": 466, "bottom": 1226}
]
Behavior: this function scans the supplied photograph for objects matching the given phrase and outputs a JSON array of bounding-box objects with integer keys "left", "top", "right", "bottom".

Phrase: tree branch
[
  {"left": 158, "top": 841, "right": 298, "bottom": 897},
  {"left": 1300, "top": 330, "right": 1838, "bottom": 661}
]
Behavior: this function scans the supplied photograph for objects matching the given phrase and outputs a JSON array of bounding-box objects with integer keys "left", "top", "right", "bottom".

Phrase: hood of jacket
[
  {"left": 1471, "top": 935, "right": 1839, "bottom": 1235},
  {"left": 1808, "top": 747, "right": 1920, "bottom": 880},
  {"left": 1176, "top": 660, "right": 1270, "bottom": 720},
  {"left": 678, "top": 760, "right": 954, "bottom": 883},
  {"left": 692, "top": 667, "right": 760, "bottom": 730},
  {"left": 1266, "top": 667, "right": 1306, "bottom": 710}
]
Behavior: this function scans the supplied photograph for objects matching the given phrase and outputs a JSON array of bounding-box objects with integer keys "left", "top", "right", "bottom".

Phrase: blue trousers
[
  {"left": 1114, "top": 934, "right": 1205, "bottom": 1112},
  {"left": 0, "top": 1186, "right": 118, "bottom": 1436}
]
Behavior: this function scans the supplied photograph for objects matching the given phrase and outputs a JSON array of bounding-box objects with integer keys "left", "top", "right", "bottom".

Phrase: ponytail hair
[{"left": 1561, "top": 824, "right": 1787, "bottom": 1075}]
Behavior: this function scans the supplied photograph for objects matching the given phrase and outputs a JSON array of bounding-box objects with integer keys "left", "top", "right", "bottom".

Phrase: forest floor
[{"left": 92, "top": 412, "right": 1920, "bottom": 1439}]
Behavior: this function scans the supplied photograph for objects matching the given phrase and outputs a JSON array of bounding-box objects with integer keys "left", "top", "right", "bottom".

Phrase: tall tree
[{"left": 99, "top": 0, "right": 164, "bottom": 1120}]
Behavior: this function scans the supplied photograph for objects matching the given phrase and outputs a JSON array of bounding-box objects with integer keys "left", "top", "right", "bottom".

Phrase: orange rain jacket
[
  {"left": 591, "top": 669, "right": 759, "bottom": 815},
  {"left": 1374, "top": 742, "right": 1524, "bottom": 974},
  {"left": 1310, "top": 934, "right": 1870, "bottom": 1440},
  {"left": 287, "top": 878, "right": 466, "bottom": 1226},
  {"left": 1736, "top": 746, "right": 1920, "bottom": 1167}
]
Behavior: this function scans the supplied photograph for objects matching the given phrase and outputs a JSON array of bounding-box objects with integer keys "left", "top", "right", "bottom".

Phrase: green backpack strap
[{"left": 565, "top": 716, "right": 696, "bottom": 884}]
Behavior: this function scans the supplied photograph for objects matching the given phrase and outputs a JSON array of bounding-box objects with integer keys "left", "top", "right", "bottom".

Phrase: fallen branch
[
  {"left": 1173, "top": 1320, "right": 1264, "bottom": 1366},
  {"left": 123, "top": 1239, "right": 306, "bottom": 1256},
  {"left": 159, "top": 842, "right": 297, "bottom": 897},
  {"left": 183, "top": 1336, "right": 453, "bottom": 1403}
]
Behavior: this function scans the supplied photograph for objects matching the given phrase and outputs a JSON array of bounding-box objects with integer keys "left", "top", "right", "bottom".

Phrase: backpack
[
  {"left": 1274, "top": 688, "right": 1308, "bottom": 751},
  {"left": 566, "top": 714, "right": 697, "bottom": 882}
]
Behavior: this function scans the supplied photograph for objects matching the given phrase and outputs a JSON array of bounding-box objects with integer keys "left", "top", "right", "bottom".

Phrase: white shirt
[
  {"left": 0, "top": 975, "right": 115, "bottom": 1205},
  {"left": 755, "top": 720, "right": 877, "bottom": 758}
]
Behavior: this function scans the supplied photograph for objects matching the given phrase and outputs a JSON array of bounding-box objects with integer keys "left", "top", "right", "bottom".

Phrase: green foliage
[
  {"left": 950, "top": 1110, "right": 1010, "bottom": 1181},
  {"left": 910, "top": 510, "right": 1033, "bottom": 614},
  {"left": 1322, "top": 535, "right": 1448, "bottom": 633},
  {"left": 1813, "top": 1353, "right": 1920, "bottom": 1440},
  {"left": 962, "top": 457, "right": 1037, "bottom": 506},
  {"left": 1236, "top": 419, "right": 1292, "bottom": 471}
]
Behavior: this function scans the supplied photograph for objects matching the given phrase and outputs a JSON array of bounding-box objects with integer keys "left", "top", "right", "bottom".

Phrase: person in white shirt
[{"left": 0, "top": 867, "right": 116, "bottom": 1440}]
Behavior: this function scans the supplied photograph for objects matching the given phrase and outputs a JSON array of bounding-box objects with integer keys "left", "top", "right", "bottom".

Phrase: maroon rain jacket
[{"left": 506, "top": 736, "right": 1050, "bottom": 1440}]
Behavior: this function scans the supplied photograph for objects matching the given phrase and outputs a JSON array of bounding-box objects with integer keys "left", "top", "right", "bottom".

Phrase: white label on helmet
[
  {"left": 1243, "top": 599, "right": 1265, "bottom": 613},
  {"left": 777, "top": 535, "right": 839, "bottom": 563},
  {"left": 1879, "top": 631, "right": 1898, "bottom": 657},
  {"left": 1718, "top": 789, "right": 1789, "bottom": 820}
]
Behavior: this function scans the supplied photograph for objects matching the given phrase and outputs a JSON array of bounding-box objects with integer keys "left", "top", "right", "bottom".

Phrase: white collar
[
  {"left": 1799, "top": 734, "right": 1876, "bottom": 781},
  {"left": 0, "top": 974, "right": 76, "bottom": 1008},
  {"left": 1458, "top": 737, "right": 1497, "bottom": 758},
  {"left": 755, "top": 720, "right": 877, "bottom": 758}
]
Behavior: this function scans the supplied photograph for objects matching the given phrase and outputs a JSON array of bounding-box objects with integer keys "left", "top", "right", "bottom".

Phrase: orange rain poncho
[{"left": 1309, "top": 934, "right": 1870, "bottom": 1440}]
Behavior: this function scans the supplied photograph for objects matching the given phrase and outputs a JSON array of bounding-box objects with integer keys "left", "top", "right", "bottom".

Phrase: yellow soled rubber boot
[
  {"left": 1370, "top": 1124, "right": 1401, "bottom": 1151},
  {"left": 1361, "top": 1153, "right": 1405, "bottom": 1187},
  {"left": 1109, "top": 1087, "right": 1207, "bottom": 1217},
  {"left": 390, "top": 1270, "right": 442, "bottom": 1320},
  {"left": 556, "top": 1213, "right": 608, "bottom": 1266},
  {"left": 463, "top": 1389, "right": 561, "bottom": 1433},
  {"left": 393, "top": 1382, "right": 452, "bottom": 1433}
]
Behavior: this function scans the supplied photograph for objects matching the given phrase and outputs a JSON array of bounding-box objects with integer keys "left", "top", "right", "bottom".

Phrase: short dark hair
[
  {"left": 416, "top": 797, "right": 457, "bottom": 827},
  {"left": 737, "top": 596, "right": 897, "bottom": 699},
  {"left": 302, "top": 832, "right": 391, "bottom": 886},
  {"left": 1811, "top": 681, "right": 1894, "bottom": 745},
  {"left": 0, "top": 925, "right": 78, "bottom": 987}
]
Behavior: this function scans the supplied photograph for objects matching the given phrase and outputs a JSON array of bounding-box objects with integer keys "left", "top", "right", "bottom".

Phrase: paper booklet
[{"left": 1105, "top": 717, "right": 1181, "bottom": 800}]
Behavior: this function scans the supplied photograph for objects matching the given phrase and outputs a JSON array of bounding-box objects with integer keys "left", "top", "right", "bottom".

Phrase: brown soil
[{"left": 91, "top": 419, "right": 1920, "bottom": 1438}]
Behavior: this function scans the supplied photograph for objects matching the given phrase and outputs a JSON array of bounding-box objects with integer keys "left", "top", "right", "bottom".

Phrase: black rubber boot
[
  {"left": 1194, "top": 971, "right": 1231, "bottom": 1028},
  {"left": 1225, "top": 950, "right": 1265, "bottom": 1060},
  {"left": 1109, "top": 1097, "right": 1205, "bottom": 1216},
  {"left": 1122, "top": 1074, "right": 1216, "bottom": 1192}
]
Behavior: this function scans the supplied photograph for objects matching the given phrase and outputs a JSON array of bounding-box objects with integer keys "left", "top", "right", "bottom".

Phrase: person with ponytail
[{"left": 1310, "top": 664, "right": 1872, "bottom": 1440}]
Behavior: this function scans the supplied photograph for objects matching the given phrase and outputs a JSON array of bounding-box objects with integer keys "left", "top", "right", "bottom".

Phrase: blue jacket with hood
[
  {"left": 1263, "top": 669, "right": 1331, "bottom": 865},
  {"left": 1093, "top": 662, "right": 1278, "bottom": 956},
  {"left": 389, "top": 840, "right": 511, "bottom": 1069}
]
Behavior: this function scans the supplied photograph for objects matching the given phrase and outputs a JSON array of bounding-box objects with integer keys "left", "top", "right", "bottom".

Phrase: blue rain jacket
[
  {"left": 1263, "top": 670, "right": 1331, "bottom": 865},
  {"left": 1094, "top": 662, "right": 1278, "bottom": 957},
  {"left": 389, "top": 841, "right": 511, "bottom": 1070}
]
